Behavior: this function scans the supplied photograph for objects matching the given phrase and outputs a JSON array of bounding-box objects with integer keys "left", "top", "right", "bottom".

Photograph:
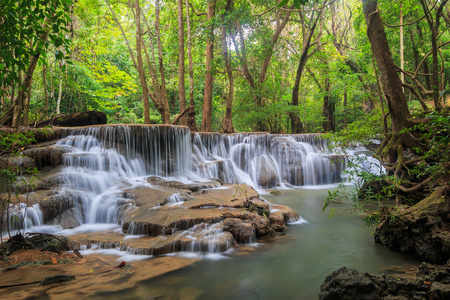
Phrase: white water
[{"left": 6, "top": 126, "right": 374, "bottom": 255}]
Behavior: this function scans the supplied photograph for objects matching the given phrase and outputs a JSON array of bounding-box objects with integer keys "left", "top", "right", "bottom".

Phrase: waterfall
[
  {"left": 192, "top": 132, "right": 344, "bottom": 188},
  {"left": 8, "top": 125, "right": 346, "bottom": 245}
]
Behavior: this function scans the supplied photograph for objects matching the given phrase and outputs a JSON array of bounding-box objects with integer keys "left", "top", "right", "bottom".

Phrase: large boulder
[
  {"left": 252, "top": 155, "right": 279, "bottom": 188},
  {"left": 319, "top": 264, "right": 450, "bottom": 300},
  {"left": 374, "top": 189, "right": 450, "bottom": 264},
  {"left": 22, "top": 145, "right": 68, "bottom": 169},
  {"left": 223, "top": 218, "right": 255, "bottom": 243}
]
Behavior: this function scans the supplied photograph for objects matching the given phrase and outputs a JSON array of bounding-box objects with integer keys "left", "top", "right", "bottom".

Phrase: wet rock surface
[
  {"left": 146, "top": 176, "right": 221, "bottom": 192},
  {"left": 22, "top": 145, "right": 68, "bottom": 169},
  {"left": 319, "top": 263, "right": 450, "bottom": 300},
  {"left": 374, "top": 190, "right": 450, "bottom": 264}
]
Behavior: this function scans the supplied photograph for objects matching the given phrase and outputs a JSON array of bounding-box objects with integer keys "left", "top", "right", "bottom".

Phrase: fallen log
[{"left": 34, "top": 111, "right": 107, "bottom": 127}]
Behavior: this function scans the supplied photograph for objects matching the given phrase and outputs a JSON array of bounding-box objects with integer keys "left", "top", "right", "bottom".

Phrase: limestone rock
[
  {"left": 223, "top": 218, "right": 255, "bottom": 243},
  {"left": 374, "top": 190, "right": 450, "bottom": 264},
  {"left": 22, "top": 145, "right": 68, "bottom": 169},
  {"left": 318, "top": 267, "right": 428, "bottom": 300},
  {"left": 319, "top": 263, "right": 450, "bottom": 300},
  {"left": 147, "top": 176, "right": 221, "bottom": 192}
]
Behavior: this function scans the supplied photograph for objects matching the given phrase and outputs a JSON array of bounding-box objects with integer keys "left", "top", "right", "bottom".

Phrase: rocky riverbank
[{"left": 319, "top": 186, "right": 450, "bottom": 299}]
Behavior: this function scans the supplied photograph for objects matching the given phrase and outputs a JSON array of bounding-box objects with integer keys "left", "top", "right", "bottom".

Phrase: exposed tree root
[{"left": 373, "top": 121, "right": 437, "bottom": 204}]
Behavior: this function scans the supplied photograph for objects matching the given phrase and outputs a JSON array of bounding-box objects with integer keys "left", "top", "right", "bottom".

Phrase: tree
[
  {"left": 177, "top": 0, "right": 187, "bottom": 126},
  {"left": 201, "top": 0, "right": 217, "bottom": 132},
  {"left": 134, "top": 0, "right": 151, "bottom": 124},
  {"left": 290, "top": 1, "right": 327, "bottom": 133},
  {"left": 0, "top": 0, "right": 73, "bottom": 130},
  {"left": 221, "top": 0, "right": 235, "bottom": 133},
  {"left": 185, "top": 0, "right": 198, "bottom": 131}
]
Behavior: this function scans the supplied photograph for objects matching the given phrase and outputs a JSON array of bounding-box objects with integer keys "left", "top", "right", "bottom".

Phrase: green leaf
[
  {"left": 294, "top": 0, "right": 301, "bottom": 9},
  {"left": 278, "top": 0, "right": 289, "bottom": 7}
]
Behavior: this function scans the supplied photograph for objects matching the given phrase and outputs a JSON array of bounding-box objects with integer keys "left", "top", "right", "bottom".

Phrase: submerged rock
[{"left": 39, "top": 275, "right": 76, "bottom": 286}]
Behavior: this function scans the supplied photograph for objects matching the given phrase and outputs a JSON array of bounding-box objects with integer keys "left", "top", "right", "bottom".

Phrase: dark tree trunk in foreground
[{"left": 362, "top": 0, "right": 411, "bottom": 133}]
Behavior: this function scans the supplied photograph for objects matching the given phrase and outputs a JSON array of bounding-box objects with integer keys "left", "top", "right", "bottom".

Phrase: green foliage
[
  {"left": 321, "top": 152, "right": 394, "bottom": 226},
  {"left": 0, "top": 131, "right": 40, "bottom": 241},
  {"left": 409, "top": 111, "right": 450, "bottom": 181},
  {"left": 0, "top": 0, "right": 73, "bottom": 99},
  {"left": 325, "top": 110, "right": 384, "bottom": 147}
]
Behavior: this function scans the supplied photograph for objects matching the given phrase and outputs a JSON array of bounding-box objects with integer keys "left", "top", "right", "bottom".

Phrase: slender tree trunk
[
  {"left": 43, "top": 65, "right": 49, "bottom": 117},
  {"left": 322, "top": 78, "right": 334, "bottom": 132},
  {"left": 201, "top": 0, "right": 216, "bottom": 132},
  {"left": 290, "top": 8, "right": 322, "bottom": 133},
  {"left": 343, "top": 91, "right": 348, "bottom": 127},
  {"left": 221, "top": 0, "right": 234, "bottom": 133},
  {"left": 11, "top": 71, "right": 23, "bottom": 130},
  {"left": 400, "top": 2, "right": 404, "bottom": 89},
  {"left": 362, "top": 0, "right": 411, "bottom": 133},
  {"left": 177, "top": 0, "right": 187, "bottom": 125},
  {"left": 185, "top": 0, "right": 197, "bottom": 131},
  {"left": 56, "top": 60, "right": 63, "bottom": 115},
  {"left": 12, "top": 17, "right": 50, "bottom": 130},
  {"left": 135, "top": 0, "right": 151, "bottom": 124},
  {"left": 104, "top": 0, "right": 138, "bottom": 69},
  {"left": 155, "top": 0, "right": 171, "bottom": 124}
]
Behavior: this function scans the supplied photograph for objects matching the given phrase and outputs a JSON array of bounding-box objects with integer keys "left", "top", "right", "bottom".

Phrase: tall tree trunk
[
  {"left": 104, "top": 0, "right": 138, "bottom": 69},
  {"left": 343, "top": 91, "right": 348, "bottom": 127},
  {"left": 201, "top": 0, "right": 216, "bottom": 132},
  {"left": 56, "top": 61, "right": 63, "bottom": 115},
  {"left": 400, "top": 2, "right": 404, "bottom": 88},
  {"left": 290, "top": 7, "right": 323, "bottom": 133},
  {"left": 185, "top": 0, "right": 197, "bottom": 131},
  {"left": 221, "top": 0, "right": 234, "bottom": 133},
  {"left": 362, "top": 0, "right": 411, "bottom": 133},
  {"left": 12, "top": 17, "right": 50, "bottom": 130},
  {"left": 43, "top": 64, "right": 49, "bottom": 117},
  {"left": 135, "top": 0, "right": 151, "bottom": 124},
  {"left": 155, "top": 0, "right": 171, "bottom": 124},
  {"left": 177, "top": 0, "right": 187, "bottom": 125},
  {"left": 322, "top": 78, "right": 335, "bottom": 132}
]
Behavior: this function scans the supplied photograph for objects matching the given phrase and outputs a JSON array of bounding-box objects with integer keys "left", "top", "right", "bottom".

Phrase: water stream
[
  {"left": 3, "top": 125, "right": 419, "bottom": 298},
  {"left": 126, "top": 187, "right": 419, "bottom": 300}
]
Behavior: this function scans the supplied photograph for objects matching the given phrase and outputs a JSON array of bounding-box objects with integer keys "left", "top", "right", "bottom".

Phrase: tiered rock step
[
  {"left": 66, "top": 184, "right": 298, "bottom": 256},
  {"left": 68, "top": 225, "right": 234, "bottom": 256}
]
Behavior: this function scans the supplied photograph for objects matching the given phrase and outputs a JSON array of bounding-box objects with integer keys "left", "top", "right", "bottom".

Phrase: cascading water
[
  {"left": 192, "top": 132, "right": 344, "bottom": 188},
  {"left": 7, "top": 125, "right": 350, "bottom": 254}
]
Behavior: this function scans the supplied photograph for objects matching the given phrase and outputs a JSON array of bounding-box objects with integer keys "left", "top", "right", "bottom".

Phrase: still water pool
[{"left": 119, "top": 187, "right": 418, "bottom": 300}]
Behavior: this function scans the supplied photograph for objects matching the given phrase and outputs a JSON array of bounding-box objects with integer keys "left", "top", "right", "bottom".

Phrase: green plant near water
[
  {"left": 0, "top": 131, "right": 39, "bottom": 245},
  {"left": 322, "top": 111, "right": 450, "bottom": 227},
  {"left": 321, "top": 153, "right": 396, "bottom": 226}
]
